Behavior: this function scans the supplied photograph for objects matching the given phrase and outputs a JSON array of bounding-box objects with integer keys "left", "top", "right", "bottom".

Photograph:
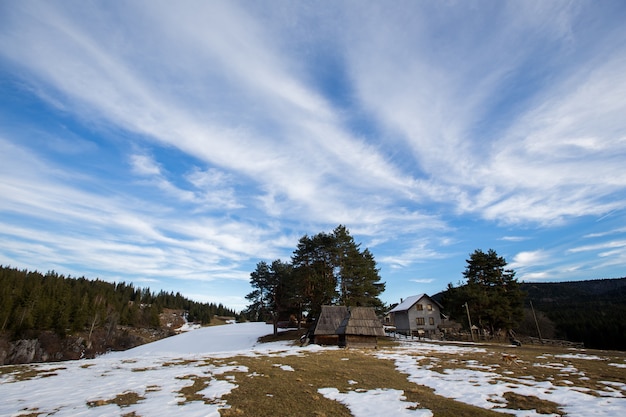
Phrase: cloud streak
[{"left": 1, "top": 0, "right": 626, "bottom": 308}]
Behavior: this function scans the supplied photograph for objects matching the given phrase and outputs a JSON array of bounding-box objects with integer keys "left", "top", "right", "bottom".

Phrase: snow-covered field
[{"left": 1, "top": 322, "right": 625, "bottom": 416}]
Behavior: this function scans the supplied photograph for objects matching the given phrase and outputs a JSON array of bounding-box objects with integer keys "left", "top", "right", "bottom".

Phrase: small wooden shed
[
  {"left": 313, "top": 306, "right": 384, "bottom": 348},
  {"left": 336, "top": 307, "right": 385, "bottom": 348},
  {"left": 313, "top": 305, "right": 348, "bottom": 345}
]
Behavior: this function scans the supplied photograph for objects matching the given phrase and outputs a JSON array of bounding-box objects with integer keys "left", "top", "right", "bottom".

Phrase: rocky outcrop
[
  {"left": 0, "top": 333, "right": 86, "bottom": 365},
  {"left": 0, "top": 310, "right": 188, "bottom": 365},
  {"left": 8, "top": 339, "right": 40, "bottom": 363},
  {"left": 0, "top": 326, "right": 174, "bottom": 365}
]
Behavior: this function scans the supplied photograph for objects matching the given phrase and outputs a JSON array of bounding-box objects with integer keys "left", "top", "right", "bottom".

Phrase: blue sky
[{"left": 1, "top": 1, "right": 625, "bottom": 311}]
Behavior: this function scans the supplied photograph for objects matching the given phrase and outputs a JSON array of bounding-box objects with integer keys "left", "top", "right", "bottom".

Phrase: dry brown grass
[
  {"left": 11, "top": 408, "right": 43, "bottom": 417},
  {"left": 218, "top": 346, "right": 508, "bottom": 417},
  {"left": 177, "top": 374, "right": 215, "bottom": 404},
  {"left": 499, "top": 392, "right": 561, "bottom": 415},
  {"left": 0, "top": 365, "right": 66, "bottom": 382},
  {"left": 86, "top": 391, "right": 145, "bottom": 408},
  {"left": 215, "top": 333, "right": 626, "bottom": 417}
]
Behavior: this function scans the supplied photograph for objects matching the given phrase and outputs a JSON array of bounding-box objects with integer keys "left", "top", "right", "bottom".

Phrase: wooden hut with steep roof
[
  {"left": 313, "top": 305, "right": 384, "bottom": 348},
  {"left": 313, "top": 305, "right": 348, "bottom": 345},
  {"left": 336, "top": 306, "right": 385, "bottom": 348}
]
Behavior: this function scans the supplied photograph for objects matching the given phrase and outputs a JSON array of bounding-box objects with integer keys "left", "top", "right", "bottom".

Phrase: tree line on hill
[
  {"left": 0, "top": 265, "right": 237, "bottom": 341},
  {"left": 438, "top": 249, "right": 626, "bottom": 351},
  {"left": 243, "top": 225, "right": 386, "bottom": 334},
  {"left": 519, "top": 278, "right": 626, "bottom": 351}
]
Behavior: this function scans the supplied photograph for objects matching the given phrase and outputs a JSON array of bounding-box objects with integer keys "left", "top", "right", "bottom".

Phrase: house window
[
  {"left": 429, "top": 317, "right": 435, "bottom": 325},
  {"left": 416, "top": 317, "right": 425, "bottom": 326},
  {"left": 416, "top": 304, "right": 423, "bottom": 311},
  {"left": 427, "top": 304, "right": 433, "bottom": 311}
]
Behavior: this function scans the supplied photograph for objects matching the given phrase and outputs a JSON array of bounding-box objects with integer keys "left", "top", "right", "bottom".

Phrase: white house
[{"left": 387, "top": 294, "right": 443, "bottom": 337}]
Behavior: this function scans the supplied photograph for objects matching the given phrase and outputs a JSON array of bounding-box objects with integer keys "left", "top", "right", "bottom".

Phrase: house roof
[
  {"left": 388, "top": 293, "right": 442, "bottom": 313},
  {"left": 388, "top": 294, "right": 425, "bottom": 313},
  {"left": 336, "top": 307, "right": 385, "bottom": 337},
  {"left": 314, "top": 305, "right": 348, "bottom": 335}
]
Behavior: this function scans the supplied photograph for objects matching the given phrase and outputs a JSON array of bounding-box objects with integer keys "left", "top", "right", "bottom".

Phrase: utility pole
[
  {"left": 463, "top": 302, "right": 475, "bottom": 342},
  {"left": 530, "top": 300, "right": 543, "bottom": 343}
]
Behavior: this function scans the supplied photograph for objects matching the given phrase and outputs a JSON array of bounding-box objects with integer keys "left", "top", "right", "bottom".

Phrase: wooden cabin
[
  {"left": 313, "top": 305, "right": 384, "bottom": 348},
  {"left": 313, "top": 305, "right": 348, "bottom": 345},
  {"left": 336, "top": 306, "right": 385, "bottom": 348}
]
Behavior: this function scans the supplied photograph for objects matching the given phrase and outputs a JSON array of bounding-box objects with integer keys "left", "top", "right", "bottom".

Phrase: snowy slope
[
  {"left": 107, "top": 321, "right": 273, "bottom": 358},
  {"left": 2, "top": 322, "right": 626, "bottom": 417}
]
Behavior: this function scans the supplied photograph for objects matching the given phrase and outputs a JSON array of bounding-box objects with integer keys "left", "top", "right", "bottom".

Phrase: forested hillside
[
  {"left": 521, "top": 278, "right": 626, "bottom": 351},
  {"left": 0, "top": 265, "right": 238, "bottom": 363},
  {"left": 434, "top": 276, "right": 626, "bottom": 351}
]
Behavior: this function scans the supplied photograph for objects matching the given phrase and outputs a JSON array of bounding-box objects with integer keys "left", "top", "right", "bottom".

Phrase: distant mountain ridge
[
  {"left": 520, "top": 277, "right": 626, "bottom": 351},
  {"left": 522, "top": 277, "right": 626, "bottom": 299}
]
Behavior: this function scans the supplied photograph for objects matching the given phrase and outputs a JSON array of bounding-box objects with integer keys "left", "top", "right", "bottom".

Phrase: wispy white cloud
[
  {"left": 410, "top": 278, "right": 435, "bottom": 284},
  {"left": 1, "top": 0, "right": 626, "bottom": 306},
  {"left": 509, "top": 250, "right": 549, "bottom": 269},
  {"left": 380, "top": 240, "right": 450, "bottom": 269},
  {"left": 0, "top": 140, "right": 286, "bottom": 282},
  {"left": 520, "top": 271, "right": 550, "bottom": 282},
  {"left": 568, "top": 240, "right": 626, "bottom": 254},
  {"left": 0, "top": 0, "right": 424, "bottom": 229},
  {"left": 129, "top": 153, "right": 243, "bottom": 210},
  {"left": 500, "top": 236, "right": 529, "bottom": 242},
  {"left": 584, "top": 227, "right": 626, "bottom": 238},
  {"left": 4, "top": 1, "right": 622, "bottom": 230},
  {"left": 130, "top": 154, "right": 161, "bottom": 176},
  {"left": 340, "top": 1, "right": 626, "bottom": 226}
]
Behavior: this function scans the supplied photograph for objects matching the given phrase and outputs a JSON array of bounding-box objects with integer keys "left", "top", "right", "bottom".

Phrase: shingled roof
[
  {"left": 314, "top": 305, "right": 349, "bottom": 335},
  {"left": 336, "top": 307, "right": 385, "bottom": 337}
]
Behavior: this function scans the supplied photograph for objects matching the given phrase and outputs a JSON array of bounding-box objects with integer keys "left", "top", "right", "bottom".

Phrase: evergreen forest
[
  {"left": 0, "top": 265, "right": 237, "bottom": 340},
  {"left": 439, "top": 249, "right": 626, "bottom": 351},
  {"left": 520, "top": 278, "right": 626, "bottom": 351}
]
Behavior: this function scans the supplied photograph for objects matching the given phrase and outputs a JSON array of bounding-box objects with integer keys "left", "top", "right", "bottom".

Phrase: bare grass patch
[
  {"left": 177, "top": 374, "right": 213, "bottom": 404},
  {"left": 87, "top": 391, "right": 145, "bottom": 408},
  {"left": 499, "top": 391, "right": 563, "bottom": 415},
  {"left": 220, "top": 349, "right": 507, "bottom": 417},
  {"left": 0, "top": 365, "right": 65, "bottom": 382}
]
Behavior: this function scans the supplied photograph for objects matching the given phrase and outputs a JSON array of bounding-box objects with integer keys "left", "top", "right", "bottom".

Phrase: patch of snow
[
  {"left": 609, "top": 363, "right": 626, "bottom": 368},
  {"left": 555, "top": 353, "right": 605, "bottom": 361},
  {"left": 274, "top": 364, "right": 295, "bottom": 371},
  {"left": 106, "top": 322, "right": 272, "bottom": 358},
  {"left": 319, "top": 387, "right": 433, "bottom": 417},
  {"left": 176, "top": 322, "right": 202, "bottom": 332},
  {"left": 602, "top": 380, "right": 626, "bottom": 389},
  {"left": 198, "top": 379, "right": 238, "bottom": 403}
]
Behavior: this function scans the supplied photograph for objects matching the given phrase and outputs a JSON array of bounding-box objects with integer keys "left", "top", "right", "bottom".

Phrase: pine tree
[
  {"left": 290, "top": 225, "right": 385, "bottom": 318},
  {"left": 245, "top": 260, "right": 297, "bottom": 335},
  {"left": 444, "top": 249, "right": 525, "bottom": 336}
]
